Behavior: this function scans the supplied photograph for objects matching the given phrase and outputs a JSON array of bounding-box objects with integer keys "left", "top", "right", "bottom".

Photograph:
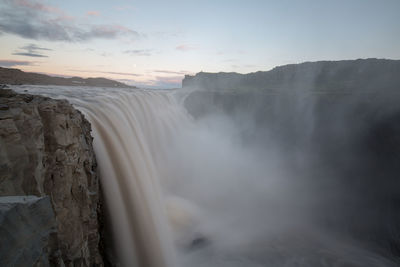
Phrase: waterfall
[
  {"left": 12, "top": 85, "right": 399, "bottom": 267},
  {"left": 12, "top": 86, "right": 187, "bottom": 267},
  {"left": 78, "top": 90, "right": 188, "bottom": 267}
]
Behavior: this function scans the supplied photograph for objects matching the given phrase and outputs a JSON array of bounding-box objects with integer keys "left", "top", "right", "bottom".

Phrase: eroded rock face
[{"left": 0, "top": 89, "right": 103, "bottom": 266}]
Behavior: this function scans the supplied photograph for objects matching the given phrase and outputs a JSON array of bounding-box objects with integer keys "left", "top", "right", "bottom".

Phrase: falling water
[
  {"left": 12, "top": 86, "right": 186, "bottom": 267},
  {"left": 77, "top": 91, "right": 185, "bottom": 267},
  {"left": 11, "top": 85, "right": 399, "bottom": 267}
]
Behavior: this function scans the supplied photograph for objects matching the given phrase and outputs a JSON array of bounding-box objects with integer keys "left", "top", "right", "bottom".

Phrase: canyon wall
[{"left": 0, "top": 88, "right": 104, "bottom": 266}]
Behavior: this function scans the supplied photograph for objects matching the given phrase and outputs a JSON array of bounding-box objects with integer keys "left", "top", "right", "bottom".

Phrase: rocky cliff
[
  {"left": 0, "top": 88, "right": 104, "bottom": 266},
  {"left": 182, "top": 58, "right": 400, "bottom": 92}
]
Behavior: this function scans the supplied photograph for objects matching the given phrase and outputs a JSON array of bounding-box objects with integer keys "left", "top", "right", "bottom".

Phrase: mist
[{"left": 159, "top": 60, "right": 400, "bottom": 266}]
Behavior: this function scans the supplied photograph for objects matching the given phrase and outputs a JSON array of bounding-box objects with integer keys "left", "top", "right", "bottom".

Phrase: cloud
[
  {"left": 116, "top": 75, "right": 184, "bottom": 89},
  {"left": 143, "top": 70, "right": 192, "bottom": 88},
  {"left": 152, "top": 70, "right": 192, "bottom": 75},
  {"left": 80, "top": 25, "right": 138, "bottom": 40},
  {"left": 12, "top": 52, "right": 47, "bottom": 57},
  {"left": 69, "top": 69, "right": 141, "bottom": 77},
  {"left": 223, "top": 58, "right": 237, "bottom": 63},
  {"left": 152, "top": 75, "right": 183, "bottom": 88},
  {"left": 87, "top": 11, "right": 100, "bottom": 16},
  {"left": 124, "top": 49, "right": 153, "bottom": 56},
  {"left": 100, "top": 52, "right": 111, "bottom": 57},
  {"left": 12, "top": 0, "right": 65, "bottom": 15},
  {"left": 0, "top": 59, "right": 35, "bottom": 67},
  {"left": 12, "top": 43, "right": 52, "bottom": 57},
  {"left": 0, "top": 0, "right": 139, "bottom": 42},
  {"left": 21, "top": 44, "right": 52, "bottom": 51},
  {"left": 176, "top": 44, "right": 197, "bottom": 51}
]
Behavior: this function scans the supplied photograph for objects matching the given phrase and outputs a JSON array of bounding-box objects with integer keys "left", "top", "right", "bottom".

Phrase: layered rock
[{"left": 0, "top": 89, "right": 103, "bottom": 266}]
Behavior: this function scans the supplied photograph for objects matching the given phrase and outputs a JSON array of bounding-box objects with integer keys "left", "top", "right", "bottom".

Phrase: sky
[{"left": 0, "top": 0, "right": 399, "bottom": 88}]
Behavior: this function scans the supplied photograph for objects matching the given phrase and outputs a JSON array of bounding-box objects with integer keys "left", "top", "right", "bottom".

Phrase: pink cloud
[
  {"left": 176, "top": 44, "right": 197, "bottom": 51},
  {"left": 87, "top": 10, "right": 100, "bottom": 16},
  {"left": 15, "top": 0, "right": 66, "bottom": 16},
  {"left": 155, "top": 76, "right": 183, "bottom": 85}
]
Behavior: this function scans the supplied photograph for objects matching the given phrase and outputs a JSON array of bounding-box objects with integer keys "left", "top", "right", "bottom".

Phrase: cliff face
[
  {"left": 182, "top": 58, "right": 400, "bottom": 92},
  {"left": 0, "top": 89, "right": 103, "bottom": 266}
]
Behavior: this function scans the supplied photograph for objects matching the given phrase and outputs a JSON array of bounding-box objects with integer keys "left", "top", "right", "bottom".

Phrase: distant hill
[
  {"left": 0, "top": 67, "right": 136, "bottom": 88},
  {"left": 182, "top": 58, "right": 400, "bottom": 92}
]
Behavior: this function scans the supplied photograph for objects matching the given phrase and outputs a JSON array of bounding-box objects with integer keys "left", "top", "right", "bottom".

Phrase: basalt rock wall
[{"left": 0, "top": 89, "right": 104, "bottom": 266}]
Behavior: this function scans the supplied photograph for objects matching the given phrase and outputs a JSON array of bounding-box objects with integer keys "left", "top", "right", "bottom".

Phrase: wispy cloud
[
  {"left": 116, "top": 75, "right": 184, "bottom": 89},
  {"left": 0, "top": 59, "right": 35, "bottom": 67},
  {"left": 87, "top": 10, "right": 100, "bottom": 16},
  {"left": 12, "top": 43, "right": 52, "bottom": 58},
  {"left": 12, "top": 0, "right": 66, "bottom": 16},
  {"left": 100, "top": 52, "right": 112, "bottom": 57},
  {"left": 11, "top": 52, "right": 46, "bottom": 57},
  {"left": 223, "top": 58, "right": 238, "bottom": 63},
  {"left": 150, "top": 76, "right": 183, "bottom": 88},
  {"left": 152, "top": 70, "right": 192, "bottom": 75},
  {"left": 69, "top": 69, "right": 141, "bottom": 77},
  {"left": 176, "top": 44, "right": 197, "bottom": 51},
  {"left": 124, "top": 49, "right": 153, "bottom": 56},
  {"left": 0, "top": 0, "right": 140, "bottom": 42}
]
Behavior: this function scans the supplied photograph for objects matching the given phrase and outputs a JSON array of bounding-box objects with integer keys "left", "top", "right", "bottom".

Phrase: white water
[{"left": 11, "top": 85, "right": 398, "bottom": 267}]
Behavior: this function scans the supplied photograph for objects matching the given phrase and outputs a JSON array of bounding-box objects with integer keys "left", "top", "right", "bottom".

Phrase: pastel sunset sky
[{"left": 1, "top": 0, "right": 399, "bottom": 88}]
